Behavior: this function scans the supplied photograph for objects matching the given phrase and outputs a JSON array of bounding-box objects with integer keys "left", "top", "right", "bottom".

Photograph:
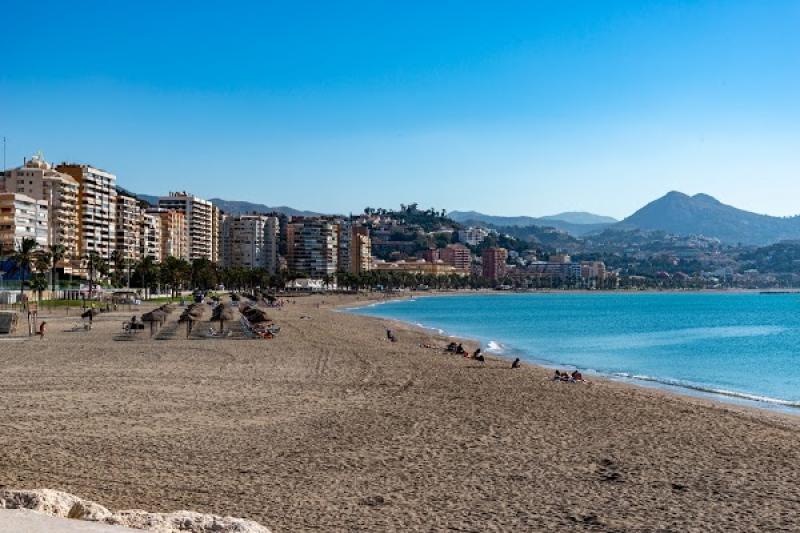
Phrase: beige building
[
  {"left": 337, "top": 222, "right": 372, "bottom": 274},
  {"left": 115, "top": 191, "right": 142, "bottom": 264},
  {"left": 139, "top": 211, "right": 162, "bottom": 262},
  {"left": 222, "top": 214, "right": 279, "bottom": 272},
  {"left": 56, "top": 162, "right": 117, "bottom": 261},
  {"left": 146, "top": 207, "right": 188, "bottom": 261},
  {"left": 286, "top": 218, "right": 338, "bottom": 278},
  {"left": 158, "top": 192, "right": 213, "bottom": 261},
  {"left": 211, "top": 205, "right": 223, "bottom": 264},
  {"left": 373, "top": 259, "right": 459, "bottom": 276},
  {"left": 0, "top": 192, "right": 49, "bottom": 251},
  {"left": 1, "top": 154, "right": 79, "bottom": 265}
]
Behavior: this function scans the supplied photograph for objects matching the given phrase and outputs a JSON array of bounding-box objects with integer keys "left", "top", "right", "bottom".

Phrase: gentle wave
[
  {"left": 613, "top": 373, "right": 800, "bottom": 408},
  {"left": 566, "top": 326, "right": 786, "bottom": 352}
]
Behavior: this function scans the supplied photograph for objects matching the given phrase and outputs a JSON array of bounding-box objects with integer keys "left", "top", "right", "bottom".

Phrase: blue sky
[{"left": 2, "top": 1, "right": 798, "bottom": 218}]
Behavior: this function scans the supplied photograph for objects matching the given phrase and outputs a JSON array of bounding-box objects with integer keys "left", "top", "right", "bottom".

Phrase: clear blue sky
[{"left": 2, "top": 1, "right": 798, "bottom": 219}]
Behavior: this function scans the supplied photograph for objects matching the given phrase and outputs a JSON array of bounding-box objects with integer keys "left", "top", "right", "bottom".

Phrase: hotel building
[
  {"left": 211, "top": 205, "right": 223, "bottom": 264},
  {"left": 286, "top": 218, "right": 339, "bottom": 278},
  {"left": 158, "top": 192, "right": 213, "bottom": 261}
]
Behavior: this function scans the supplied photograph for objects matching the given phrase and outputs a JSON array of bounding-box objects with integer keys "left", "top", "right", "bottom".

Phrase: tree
[
  {"left": 11, "top": 238, "right": 39, "bottom": 297},
  {"left": 85, "top": 252, "right": 108, "bottom": 299},
  {"left": 30, "top": 273, "right": 48, "bottom": 303},
  {"left": 49, "top": 244, "right": 67, "bottom": 294}
]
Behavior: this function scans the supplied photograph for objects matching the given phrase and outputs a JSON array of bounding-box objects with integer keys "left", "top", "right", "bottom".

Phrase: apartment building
[
  {"left": 158, "top": 192, "right": 213, "bottom": 261},
  {"left": 1, "top": 154, "right": 79, "bottom": 264},
  {"left": 440, "top": 243, "right": 471, "bottom": 272},
  {"left": 56, "top": 162, "right": 117, "bottom": 261},
  {"left": 139, "top": 211, "right": 162, "bottom": 262},
  {"left": 146, "top": 207, "right": 188, "bottom": 261},
  {"left": 222, "top": 214, "right": 279, "bottom": 272},
  {"left": 115, "top": 190, "right": 142, "bottom": 264},
  {"left": 482, "top": 247, "right": 508, "bottom": 281},
  {"left": 211, "top": 205, "right": 223, "bottom": 264},
  {"left": 286, "top": 218, "right": 338, "bottom": 278},
  {"left": 0, "top": 192, "right": 49, "bottom": 250},
  {"left": 458, "top": 226, "right": 490, "bottom": 246}
]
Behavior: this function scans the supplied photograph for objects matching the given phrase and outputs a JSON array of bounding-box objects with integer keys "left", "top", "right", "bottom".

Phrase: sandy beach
[{"left": 2, "top": 293, "right": 800, "bottom": 532}]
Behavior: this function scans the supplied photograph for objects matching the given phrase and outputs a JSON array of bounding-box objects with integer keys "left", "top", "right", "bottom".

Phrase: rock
[{"left": 0, "top": 489, "right": 271, "bottom": 533}]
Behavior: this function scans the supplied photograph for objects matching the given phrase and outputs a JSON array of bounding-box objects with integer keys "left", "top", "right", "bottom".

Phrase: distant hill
[
  {"left": 448, "top": 210, "right": 613, "bottom": 236},
  {"left": 539, "top": 211, "right": 618, "bottom": 225},
  {"left": 618, "top": 191, "right": 800, "bottom": 245},
  {"left": 135, "top": 194, "right": 323, "bottom": 217},
  {"left": 209, "top": 198, "right": 323, "bottom": 217}
]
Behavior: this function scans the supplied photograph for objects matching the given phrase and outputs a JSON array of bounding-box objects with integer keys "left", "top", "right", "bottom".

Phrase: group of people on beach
[
  {"left": 552, "top": 369, "right": 587, "bottom": 383},
  {"left": 445, "top": 342, "right": 485, "bottom": 362}
]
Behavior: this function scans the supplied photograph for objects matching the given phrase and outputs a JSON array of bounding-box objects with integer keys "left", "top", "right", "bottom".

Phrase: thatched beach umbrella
[
  {"left": 212, "top": 305, "right": 234, "bottom": 332},
  {"left": 142, "top": 309, "right": 167, "bottom": 337},
  {"left": 242, "top": 307, "right": 269, "bottom": 324}
]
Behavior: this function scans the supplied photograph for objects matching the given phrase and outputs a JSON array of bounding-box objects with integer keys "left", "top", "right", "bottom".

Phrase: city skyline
[{"left": 3, "top": 1, "right": 799, "bottom": 219}]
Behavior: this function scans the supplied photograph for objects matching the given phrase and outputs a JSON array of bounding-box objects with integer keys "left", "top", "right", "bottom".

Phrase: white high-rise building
[
  {"left": 158, "top": 192, "right": 213, "bottom": 261},
  {"left": 222, "top": 214, "right": 279, "bottom": 272},
  {"left": 0, "top": 192, "right": 49, "bottom": 250},
  {"left": 56, "top": 163, "right": 118, "bottom": 261}
]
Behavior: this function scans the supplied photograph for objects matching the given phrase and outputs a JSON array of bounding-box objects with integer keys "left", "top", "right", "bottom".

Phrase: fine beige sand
[{"left": 2, "top": 293, "right": 800, "bottom": 532}]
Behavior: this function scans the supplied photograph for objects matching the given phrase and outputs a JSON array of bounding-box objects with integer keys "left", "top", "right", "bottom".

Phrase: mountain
[
  {"left": 209, "top": 198, "right": 324, "bottom": 217},
  {"left": 618, "top": 191, "right": 800, "bottom": 245},
  {"left": 135, "top": 194, "right": 323, "bottom": 217},
  {"left": 539, "top": 211, "right": 618, "bottom": 225},
  {"left": 448, "top": 211, "right": 614, "bottom": 236}
]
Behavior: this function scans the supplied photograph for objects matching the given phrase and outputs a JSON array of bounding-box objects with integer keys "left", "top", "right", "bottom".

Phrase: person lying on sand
[
  {"left": 571, "top": 370, "right": 588, "bottom": 383},
  {"left": 475, "top": 353, "right": 485, "bottom": 363},
  {"left": 511, "top": 358, "right": 521, "bottom": 369},
  {"left": 446, "top": 342, "right": 457, "bottom": 352},
  {"left": 553, "top": 370, "right": 562, "bottom": 381}
]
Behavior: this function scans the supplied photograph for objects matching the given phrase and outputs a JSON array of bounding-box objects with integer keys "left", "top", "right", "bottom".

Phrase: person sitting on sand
[
  {"left": 571, "top": 370, "right": 583, "bottom": 381},
  {"left": 446, "top": 342, "right": 457, "bottom": 352},
  {"left": 386, "top": 329, "right": 397, "bottom": 342},
  {"left": 511, "top": 358, "right": 521, "bottom": 369},
  {"left": 37, "top": 321, "right": 47, "bottom": 339},
  {"left": 456, "top": 343, "right": 465, "bottom": 355},
  {"left": 475, "top": 354, "right": 485, "bottom": 363},
  {"left": 553, "top": 370, "right": 562, "bottom": 381}
]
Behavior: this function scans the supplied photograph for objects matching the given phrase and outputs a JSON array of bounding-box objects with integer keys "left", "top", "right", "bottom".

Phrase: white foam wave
[{"left": 612, "top": 373, "right": 800, "bottom": 408}]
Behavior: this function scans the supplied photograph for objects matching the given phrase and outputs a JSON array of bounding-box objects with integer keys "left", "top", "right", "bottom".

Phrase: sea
[{"left": 348, "top": 292, "right": 800, "bottom": 413}]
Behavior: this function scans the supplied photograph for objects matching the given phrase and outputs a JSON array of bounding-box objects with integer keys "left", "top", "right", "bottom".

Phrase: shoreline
[{"left": 343, "top": 291, "right": 800, "bottom": 417}]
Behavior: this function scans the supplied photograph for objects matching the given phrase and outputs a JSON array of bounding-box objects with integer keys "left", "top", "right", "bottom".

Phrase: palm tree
[
  {"left": 30, "top": 273, "right": 48, "bottom": 303},
  {"left": 85, "top": 251, "right": 108, "bottom": 299},
  {"left": 11, "top": 238, "right": 39, "bottom": 297},
  {"left": 34, "top": 251, "right": 52, "bottom": 298},
  {"left": 49, "top": 244, "right": 66, "bottom": 295}
]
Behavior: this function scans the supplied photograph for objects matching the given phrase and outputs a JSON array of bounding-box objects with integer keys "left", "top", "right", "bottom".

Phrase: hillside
[
  {"left": 448, "top": 211, "right": 613, "bottom": 236},
  {"left": 135, "top": 194, "right": 323, "bottom": 217},
  {"left": 619, "top": 191, "right": 800, "bottom": 245}
]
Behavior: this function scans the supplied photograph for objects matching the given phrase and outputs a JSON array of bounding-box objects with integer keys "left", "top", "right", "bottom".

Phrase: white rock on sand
[{"left": 0, "top": 490, "right": 271, "bottom": 533}]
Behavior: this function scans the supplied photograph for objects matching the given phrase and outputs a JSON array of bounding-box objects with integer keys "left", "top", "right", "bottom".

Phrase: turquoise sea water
[{"left": 349, "top": 293, "right": 800, "bottom": 411}]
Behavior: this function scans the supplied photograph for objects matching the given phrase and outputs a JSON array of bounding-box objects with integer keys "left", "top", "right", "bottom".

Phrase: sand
[{"left": 1, "top": 293, "right": 800, "bottom": 532}]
